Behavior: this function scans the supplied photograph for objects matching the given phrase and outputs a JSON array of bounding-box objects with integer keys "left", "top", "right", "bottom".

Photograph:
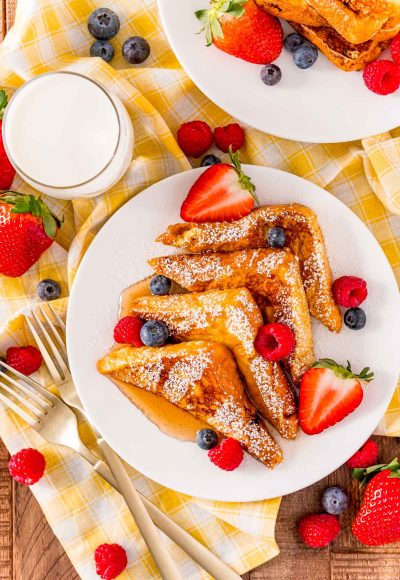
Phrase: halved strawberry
[
  {"left": 299, "top": 359, "right": 373, "bottom": 435},
  {"left": 180, "top": 148, "right": 258, "bottom": 223}
]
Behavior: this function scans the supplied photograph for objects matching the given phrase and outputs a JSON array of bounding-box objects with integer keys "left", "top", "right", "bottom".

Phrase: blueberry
[
  {"left": 284, "top": 33, "right": 305, "bottom": 53},
  {"left": 344, "top": 307, "right": 366, "bottom": 330},
  {"left": 321, "top": 486, "right": 349, "bottom": 515},
  {"left": 122, "top": 36, "right": 150, "bottom": 64},
  {"left": 88, "top": 8, "right": 120, "bottom": 40},
  {"left": 37, "top": 279, "right": 61, "bottom": 301},
  {"left": 293, "top": 44, "right": 318, "bottom": 69},
  {"left": 90, "top": 40, "right": 114, "bottom": 63},
  {"left": 196, "top": 429, "right": 218, "bottom": 450},
  {"left": 150, "top": 275, "right": 172, "bottom": 296},
  {"left": 260, "top": 64, "right": 282, "bottom": 86},
  {"left": 201, "top": 154, "right": 221, "bottom": 167},
  {"left": 267, "top": 227, "right": 286, "bottom": 248},
  {"left": 140, "top": 320, "right": 169, "bottom": 347}
]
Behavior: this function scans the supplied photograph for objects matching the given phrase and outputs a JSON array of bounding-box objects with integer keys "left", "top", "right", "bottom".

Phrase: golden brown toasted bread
[
  {"left": 255, "top": 0, "right": 327, "bottom": 26},
  {"left": 148, "top": 250, "right": 315, "bottom": 385},
  {"left": 156, "top": 204, "right": 341, "bottom": 332},
  {"left": 129, "top": 288, "right": 298, "bottom": 439},
  {"left": 98, "top": 341, "right": 283, "bottom": 468}
]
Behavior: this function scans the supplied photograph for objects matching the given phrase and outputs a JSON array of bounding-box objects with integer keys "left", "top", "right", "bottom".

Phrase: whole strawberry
[
  {"left": 196, "top": 0, "right": 283, "bottom": 64},
  {"left": 0, "top": 91, "right": 16, "bottom": 189},
  {"left": 352, "top": 459, "right": 400, "bottom": 546},
  {"left": 0, "top": 191, "right": 61, "bottom": 277}
]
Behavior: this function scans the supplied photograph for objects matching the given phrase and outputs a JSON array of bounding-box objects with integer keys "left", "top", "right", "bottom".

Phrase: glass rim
[{"left": 2, "top": 71, "right": 122, "bottom": 190}]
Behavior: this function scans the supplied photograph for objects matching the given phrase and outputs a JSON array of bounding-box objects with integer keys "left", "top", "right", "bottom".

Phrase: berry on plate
[
  {"left": 122, "top": 36, "right": 150, "bottom": 64},
  {"left": 352, "top": 458, "right": 400, "bottom": 546},
  {"left": 344, "top": 307, "right": 366, "bottom": 330},
  {"left": 6, "top": 346, "right": 42, "bottom": 375},
  {"left": 299, "top": 359, "right": 373, "bottom": 435},
  {"left": 180, "top": 148, "right": 257, "bottom": 222},
  {"left": 0, "top": 91, "right": 16, "bottom": 190},
  {"left": 113, "top": 316, "right": 144, "bottom": 346},
  {"left": 321, "top": 486, "right": 349, "bottom": 515},
  {"left": 196, "top": 0, "right": 283, "bottom": 64},
  {"left": 94, "top": 543, "right": 128, "bottom": 579},
  {"left": 298, "top": 513, "right": 340, "bottom": 548},
  {"left": 214, "top": 123, "right": 244, "bottom": 153},
  {"left": 140, "top": 320, "right": 169, "bottom": 347},
  {"left": 293, "top": 44, "right": 318, "bottom": 69},
  {"left": 8, "top": 448, "right": 46, "bottom": 485},
  {"left": 0, "top": 191, "right": 61, "bottom": 278},
  {"left": 266, "top": 226, "right": 286, "bottom": 248},
  {"left": 390, "top": 33, "right": 400, "bottom": 65},
  {"left": 150, "top": 275, "right": 172, "bottom": 296},
  {"left": 37, "top": 278, "right": 61, "bottom": 301},
  {"left": 177, "top": 120, "right": 213, "bottom": 158},
  {"left": 201, "top": 154, "right": 221, "bottom": 167},
  {"left": 346, "top": 439, "right": 379, "bottom": 468},
  {"left": 332, "top": 275, "right": 368, "bottom": 308},
  {"left": 363, "top": 60, "right": 400, "bottom": 95},
  {"left": 260, "top": 64, "right": 282, "bottom": 86},
  {"left": 88, "top": 8, "right": 120, "bottom": 41},
  {"left": 254, "top": 323, "right": 295, "bottom": 362},
  {"left": 196, "top": 428, "right": 218, "bottom": 450},
  {"left": 208, "top": 437, "right": 243, "bottom": 471},
  {"left": 90, "top": 40, "right": 114, "bottom": 63},
  {"left": 284, "top": 32, "right": 305, "bottom": 53}
]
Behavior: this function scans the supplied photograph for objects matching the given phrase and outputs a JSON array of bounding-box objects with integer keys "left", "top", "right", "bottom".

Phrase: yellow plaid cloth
[{"left": 0, "top": 0, "right": 399, "bottom": 577}]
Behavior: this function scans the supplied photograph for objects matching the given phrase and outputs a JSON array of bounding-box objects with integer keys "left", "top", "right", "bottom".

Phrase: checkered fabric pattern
[{"left": 0, "top": 0, "right": 399, "bottom": 578}]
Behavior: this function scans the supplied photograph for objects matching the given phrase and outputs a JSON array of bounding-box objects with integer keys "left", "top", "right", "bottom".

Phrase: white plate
[
  {"left": 157, "top": 0, "right": 400, "bottom": 143},
  {"left": 67, "top": 166, "right": 400, "bottom": 502}
]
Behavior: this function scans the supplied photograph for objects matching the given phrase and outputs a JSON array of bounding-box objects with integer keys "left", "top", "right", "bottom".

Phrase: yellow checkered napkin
[{"left": 0, "top": 0, "right": 399, "bottom": 577}]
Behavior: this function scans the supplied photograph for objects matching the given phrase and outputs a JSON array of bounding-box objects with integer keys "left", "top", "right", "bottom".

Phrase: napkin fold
[{"left": 0, "top": 0, "right": 399, "bottom": 578}]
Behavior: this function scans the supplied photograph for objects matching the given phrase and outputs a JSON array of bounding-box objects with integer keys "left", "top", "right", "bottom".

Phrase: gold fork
[{"left": 25, "top": 304, "right": 240, "bottom": 580}]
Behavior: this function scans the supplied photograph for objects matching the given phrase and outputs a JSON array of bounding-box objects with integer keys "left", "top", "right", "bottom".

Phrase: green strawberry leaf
[
  {"left": 195, "top": 0, "right": 247, "bottom": 46},
  {"left": 353, "top": 458, "right": 400, "bottom": 487},
  {"left": 0, "top": 190, "right": 61, "bottom": 239},
  {"left": 0, "top": 90, "right": 8, "bottom": 120},
  {"left": 312, "top": 358, "right": 374, "bottom": 383}
]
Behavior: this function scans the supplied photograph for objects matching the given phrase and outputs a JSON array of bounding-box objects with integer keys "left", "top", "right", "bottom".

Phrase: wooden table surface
[{"left": 1, "top": 2, "right": 400, "bottom": 579}]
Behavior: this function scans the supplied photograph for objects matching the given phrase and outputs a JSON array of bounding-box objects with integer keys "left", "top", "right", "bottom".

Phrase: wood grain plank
[{"left": 0, "top": 440, "right": 12, "bottom": 580}]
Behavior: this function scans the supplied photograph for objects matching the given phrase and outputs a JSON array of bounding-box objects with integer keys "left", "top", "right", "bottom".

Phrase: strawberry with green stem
[
  {"left": 0, "top": 90, "right": 16, "bottom": 190},
  {"left": 0, "top": 191, "right": 62, "bottom": 277}
]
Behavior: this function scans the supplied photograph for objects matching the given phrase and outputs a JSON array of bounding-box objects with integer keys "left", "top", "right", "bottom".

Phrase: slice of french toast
[
  {"left": 148, "top": 249, "right": 315, "bottom": 385},
  {"left": 129, "top": 288, "right": 298, "bottom": 439},
  {"left": 98, "top": 341, "right": 283, "bottom": 468},
  {"left": 156, "top": 204, "right": 341, "bottom": 332}
]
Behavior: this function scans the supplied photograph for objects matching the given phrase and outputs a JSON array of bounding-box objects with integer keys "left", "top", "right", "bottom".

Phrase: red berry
[
  {"left": 208, "top": 438, "right": 243, "bottom": 471},
  {"left": 332, "top": 276, "right": 368, "bottom": 308},
  {"left": 254, "top": 323, "right": 295, "bottom": 362},
  {"left": 94, "top": 543, "right": 128, "bottom": 580},
  {"left": 346, "top": 439, "right": 379, "bottom": 468},
  {"left": 113, "top": 316, "right": 144, "bottom": 346},
  {"left": 6, "top": 345, "right": 42, "bottom": 375},
  {"left": 390, "top": 34, "right": 400, "bottom": 65},
  {"left": 363, "top": 60, "right": 400, "bottom": 95},
  {"left": 0, "top": 120, "right": 15, "bottom": 189},
  {"left": 177, "top": 121, "right": 213, "bottom": 158},
  {"left": 8, "top": 448, "right": 46, "bottom": 485},
  {"left": 214, "top": 123, "right": 245, "bottom": 153},
  {"left": 298, "top": 513, "right": 340, "bottom": 548}
]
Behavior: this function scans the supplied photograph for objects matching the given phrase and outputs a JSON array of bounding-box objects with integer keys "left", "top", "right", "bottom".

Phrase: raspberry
[
  {"left": 332, "top": 276, "right": 368, "bottom": 308},
  {"left": 94, "top": 543, "right": 128, "bottom": 579},
  {"left": 177, "top": 121, "right": 213, "bottom": 158},
  {"left": 8, "top": 448, "right": 46, "bottom": 485},
  {"left": 214, "top": 123, "right": 245, "bottom": 153},
  {"left": 346, "top": 439, "right": 379, "bottom": 468},
  {"left": 113, "top": 316, "right": 143, "bottom": 346},
  {"left": 363, "top": 60, "right": 400, "bottom": 95},
  {"left": 390, "top": 34, "right": 400, "bottom": 65},
  {"left": 254, "top": 323, "right": 295, "bottom": 362},
  {"left": 298, "top": 514, "right": 340, "bottom": 548},
  {"left": 6, "top": 346, "right": 42, "bottom": 375},
  {"left": 208, "top": 438, "right": 243, "bottom": 471}
]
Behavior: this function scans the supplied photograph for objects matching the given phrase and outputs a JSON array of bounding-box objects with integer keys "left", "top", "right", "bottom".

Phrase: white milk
[{"left": 3, "top": 72, "right": 134, "bottom": 199}]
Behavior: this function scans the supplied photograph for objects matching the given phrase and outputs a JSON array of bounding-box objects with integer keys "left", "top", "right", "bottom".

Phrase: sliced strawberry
[
  {"left": 299, "top": 359, "right": 373, "bottom": 435},
  {"left": 180, "top": 148, "right": 257, "bottom": 223}
]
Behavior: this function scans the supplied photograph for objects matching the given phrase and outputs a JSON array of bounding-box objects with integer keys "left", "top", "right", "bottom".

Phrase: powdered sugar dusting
[{"left": 163, "top": 352, "right": 211, "bottom": 404}]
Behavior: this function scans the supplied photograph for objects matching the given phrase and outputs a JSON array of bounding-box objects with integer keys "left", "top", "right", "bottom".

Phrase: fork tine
[
  {"left": 47, "top": 303, "right": 66, "bottom": 333},
  {"left": 39, "top": 305, "right": 67, "bottom": 358},
  {"left": 1, "top": 361, "right": 59, "bottom": 405},
  {"left": 0, "top": 373, "right": 47, "bottom": 416},
  {"left": 31, "top": 310, "right": 69, "bottom": 378},
  {"left": 25, "top": 315, "right": 64, "bottom": 382},
  {"left": 0, "top": 387, "right": 37, "bottom": 426}
]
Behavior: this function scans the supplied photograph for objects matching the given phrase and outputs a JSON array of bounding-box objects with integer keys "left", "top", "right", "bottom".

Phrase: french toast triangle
[
  {"left": 156, "top": 204, "right": 342, "bottom": 333},
  {"left": 148, "top": 249, "right": 315, "bottom": 386},
  {"left": 98, "top": 341, "right": 283, "bottom": 468},
  {"left": 129, "top": 288, "right": 299, "bottom": 439}
]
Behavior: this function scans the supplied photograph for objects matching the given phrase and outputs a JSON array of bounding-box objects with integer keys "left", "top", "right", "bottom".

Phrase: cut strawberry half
[
  {"left": 180, "top": 148, "right": 258, "bottom": 223},
  {"left": 299, "top": 359, "right": 373, "bottom": 435}
]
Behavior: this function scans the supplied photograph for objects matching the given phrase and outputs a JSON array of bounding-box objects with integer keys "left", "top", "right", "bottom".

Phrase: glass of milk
[{"left": 2, "top": 72, "right": 134, "bottom": 199}]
